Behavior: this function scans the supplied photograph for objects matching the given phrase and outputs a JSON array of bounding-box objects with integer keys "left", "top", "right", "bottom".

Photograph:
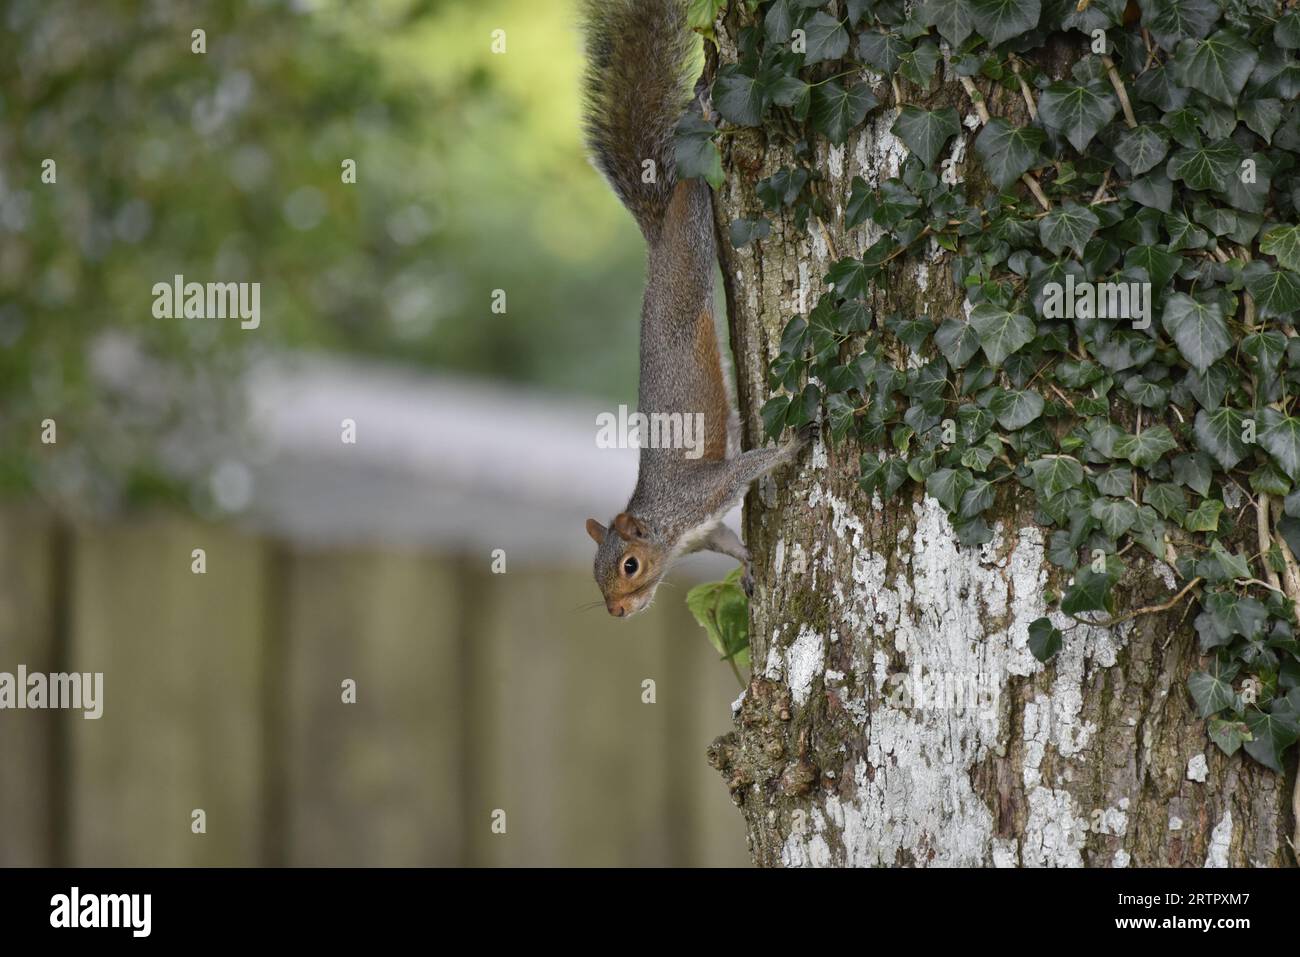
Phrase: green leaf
[
  {"left": 1193, "top": 406, "right": 1248, "bottom": 470},
  {"left": 935, "top": 317, "right": 981, "bottom": 368},
  {"left": 1171, "top": 29, "right": 1258, "bottom": 105},
  {"left": 1245, "top": 265, "right": 1300, "bottom": 319},
  {"left": 988, "top": 388, "right": 1045, "bottom": 430},
  {"left": 714, "top": 64, "right": 772, "bottom": 126},
  {"left": 673, "top": 112, "right": 725, "bottom": 189},
  {"left": 1028, "top": 617, "right": 1063, "bottom": 662},
  {"left": 811, "top": 79, "right": 878, "bottom": 146},
  {"left": 1138, "top": 0, "right": 1219, "bottom": 52},
  {"left": 1277, "top": 10, "right": 1300, "bottom": 50},
  {"left": 1188, "top": 663, "right": 1239, "bottom": 719},
  {"left": 1244, "top": 706, "right": 1300, "bottom": 773},
  {"left": 729, "top": 216, "right": 771, "bottom": 248},
  {"left": 1184, "top": 497, "right": 1224, "bottom": 532},
  {"left": 1038, "top": 201, "right": 1101, "bottom": 257},
  {"left": 898, "top": 41, "right": 942, "bottom": 90},
  {"left": 1142, "top": 482, "right": 1187, "bottom": 521},
  {"left": 970, "top": 0, "right": 1041, "bottom": 46},
  {"left": 1208, "top": 717, "right": 1250, "bottom": 757},
  {"left": 1160, "top": 292, "right": 1231, "bottom": 374},
  {"left": 926, "top": 467, "right": 972, "bottom": 513},
  {"left": 1259, "top": 408, "right": 1300, "bottom": 479},
  {"left": 761, "top": 396, "right": 792, "bottom": 440},
  {"left": 1166, "top": 141, "right": 1244, "bottom": 192},
  {"left": 970, "top": 303, "right": 1036, "bottom": 365},
  {"left": 685, "top": 0, "right": 726, "bottom": 33},
  {"left": 1113, "top": 426, "right": 1178, "bottom": 468},
  {"left": 1061, "top": 560, "right": 1120, "bottom": 615},
  {"left": 1090, "top": 497, "right": 1139, "bottom": 538},
  {"left": 1261, "top": 224, "right": 1300, "bottom": 273},
  {"left": 922, "top": 0, "right": 976, "bottom": 46},
  {"left": 857, "top": 31, "right": 909, "bottom": 72},
  {"left": 826, "top": 256, "right": 873, "bottom": 298},
  {"left": 1029, "top": 456, "right": 1084, "bottom": 497},
  {"left": 802, "top": 11, "right": 850, "bottom": 65},
  {"left": 973, "top": 118, "right": 1046, "bottom": 189},
  {"left": 1038, "top": 80, "right": 1117, "bottom": 153},
  {"left": 1114, "top": 125, "right": 1169, "bottom": 177},
  {"left": 892, "top": 106, "right": 961, "bottom": 168},
  {"left": 685, "top": 567, "right": 751, "bottom": 667}
]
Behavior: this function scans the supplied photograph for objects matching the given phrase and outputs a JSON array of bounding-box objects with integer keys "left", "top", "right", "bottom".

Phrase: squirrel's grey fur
[{"left": 579, "top": 0, "right": 808, "bottom": 617}]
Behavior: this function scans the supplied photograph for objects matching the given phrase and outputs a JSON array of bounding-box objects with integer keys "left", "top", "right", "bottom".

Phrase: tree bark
[{"left": 705, "top": 26, "right": 1297, "bottom": 869}]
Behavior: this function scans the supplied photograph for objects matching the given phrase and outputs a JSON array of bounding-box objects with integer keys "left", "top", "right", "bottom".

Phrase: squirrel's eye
[{"left": 623, "top": 556, "right": 639, "bottom": 575}]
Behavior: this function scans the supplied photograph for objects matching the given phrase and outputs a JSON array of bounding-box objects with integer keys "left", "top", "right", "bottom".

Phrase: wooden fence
[{"left": 0, "top": 506, "right": 749, "bottom": 866}]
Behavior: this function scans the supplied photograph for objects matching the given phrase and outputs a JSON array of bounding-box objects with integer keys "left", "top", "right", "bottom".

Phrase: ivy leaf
[
  {"left": 1138, "top": 0, "right": 1219, "bottom": 52},
  {"left": 922, "top": 0, "right": 976, "bottom": 46},
  {"left": 988, "top": 388, "right": 1045, "bottom": 430},
  {"left": 970, "top": 303, "right": 1036, "bottom": 365},
  {"left": 892, "top": 106, "right": 961, "bottom": 168},
  {"left": 926, "top": 467, "right": 972, "bottom": 513},
  {"left": 760, "top": 396, "right": 791, "bottom": 440},
  {"left": 1277, "top": 10, "right": 1300, "bottom": 50},
  {"left": 1171, "top": 29, "right": 1259, "bottom": 106},
  {"left": 685, "top": 0, "right": 727, "bottom": 33},
  {"left": 673, "top": 112, "right": 724, "bottom": 189},
  {"left": 1028, "top": 617, "right": 1063, "bottom": 662},
  {"left": 974, "top": 118, "right": 1046, "bottom": 189},
  {"left": 898, "top": 42, "right": 942, "bottom": 90},
  {"left": 857, "top": 31, "right": 910, "bottom": 73},
  {"left": 1161, "top": 292, "right": 1231, "bottom": 374},
  {"left": 1038, "top": 80, "right": 1118, "bottom": 153},
  {"left": 1261, "top": 224, "right": 1300, "bottom": 273},
  {"left": 1090, "top": 497, "right": 1139, "bottom": 538},
  {"left": 1188, "top": 662, "right": 1240, "bottom": 719},
  {"left": 935, "top": 317, "right": 981, "bottom": 368},
  {"left": 714, "top": 64, "right": 772, "bottom": 126},
  {"left": 826, "top": 256, "right": 872, "bottom": 298},
  {"left": 1028, "top": 456, "right": 1084, "bottom": 497},
  {"left": 1061, "top": 560, "right": 1120, "bottom": 615},
  {"left": 1258, "top": 408, "right": 1300, "bottom": 478},
  {"left": 802, "top": 11, "right": 850, "bottom": 65},
  {"left": 811, "top": 79, "right": 878, "bottom": 146},
  {"left": 1114, "top": 125, "right": 1169, "bottom": 177},
  {"left": 1184, "top": 497, "right": 1224, "bottom": 532},
  {"left": 1166, "top": 141, "right": 1244, "bottom": 192},
  {"left": 1245, "top": 265, "right": 1300, "bottom": 319},
  {"left": 1192, "top": 406, "right": 1248, "bottom": 470},
  {"left": 1208, "top": 717, "right": 1251, "bottom": 757},
  {"left": 1113, "top": 426, "right": 1178, "bottom": 468},
  {"left": 970, "top": 0, "right": 1041, "bottom": 46},
  {"left": 1124, "top": 245, "right": 1181, "bottom": 289},
  {"left": 1038, "top": 202, "right": 1101, "bottom": 257},
  {"left": 729, "top": 216, "right": 771, "bottom": 248},
  {"left": 1244, "top": 706, "right": 1300, "bottom": 774},
  {"left": 1142, "top": 482, "right": 1187, "bottom": 521}
]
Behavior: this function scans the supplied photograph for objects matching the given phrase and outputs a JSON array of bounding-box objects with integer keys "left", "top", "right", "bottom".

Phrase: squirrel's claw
[{"left": 740, "top": 564, "right": 755, "bottom": 598}]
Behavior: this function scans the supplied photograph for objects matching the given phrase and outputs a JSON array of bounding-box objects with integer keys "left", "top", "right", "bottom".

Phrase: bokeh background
[{"left": 0, "top": 0, "right": 749, "bottom": 865}]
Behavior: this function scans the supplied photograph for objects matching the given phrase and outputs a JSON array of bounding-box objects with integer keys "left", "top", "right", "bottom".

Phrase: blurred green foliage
[{"left": 0, "top": 0, "right": 644, "bottom": 508}]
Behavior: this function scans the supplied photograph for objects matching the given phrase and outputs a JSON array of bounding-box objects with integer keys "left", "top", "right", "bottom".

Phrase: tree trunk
[{"left": 705, "top": 25, "right": 1296, "bottom": 869}]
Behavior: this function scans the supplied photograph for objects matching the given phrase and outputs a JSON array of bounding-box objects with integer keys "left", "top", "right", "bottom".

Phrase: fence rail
[{"left": 0, "top": 506, "right": 748, "bottom": 866}]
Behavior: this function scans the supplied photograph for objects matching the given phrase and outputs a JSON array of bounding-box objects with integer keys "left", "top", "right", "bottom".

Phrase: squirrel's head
[{"left": 586, "top": 512, "right": 663, "bottom": 617}]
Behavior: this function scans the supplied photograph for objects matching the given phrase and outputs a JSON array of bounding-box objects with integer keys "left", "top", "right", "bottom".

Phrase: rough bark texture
[{"left": 705, "top": 23, "right": 1297, "bottom": 868}]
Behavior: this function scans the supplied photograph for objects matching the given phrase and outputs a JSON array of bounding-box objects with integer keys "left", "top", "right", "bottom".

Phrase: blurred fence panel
[
  {"left": 0, "top": 509, "right": 59, "bottom": 865},
  {"left": 0, "top": 507, "right": 749, "bottom": 866}
]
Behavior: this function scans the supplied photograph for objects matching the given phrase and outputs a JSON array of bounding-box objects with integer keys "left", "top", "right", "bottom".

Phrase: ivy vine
[{"left": 678, "top": 0, "right": 1300, "bottom": 774}]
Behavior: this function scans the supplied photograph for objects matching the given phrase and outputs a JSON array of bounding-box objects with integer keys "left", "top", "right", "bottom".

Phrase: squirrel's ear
[
  {"left": 613, "top": 512, "right": 647, "bottom": 541},
  {"left": 585, "top": 519, "right": 607, "bottom": 544}
]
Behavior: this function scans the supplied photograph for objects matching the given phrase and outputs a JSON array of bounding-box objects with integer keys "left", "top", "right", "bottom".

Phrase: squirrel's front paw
[{"left": 740, "top": 564, "right": 755, "bottom": 598}]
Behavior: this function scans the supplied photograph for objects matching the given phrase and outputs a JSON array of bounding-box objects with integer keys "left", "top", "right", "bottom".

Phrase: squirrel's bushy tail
[{"left": 579, "top": 0, "right": 696, "bottom": 240}]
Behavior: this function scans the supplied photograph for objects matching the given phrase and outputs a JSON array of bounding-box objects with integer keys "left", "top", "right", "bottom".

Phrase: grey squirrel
[{"left": 579, "top": 0, "right": 809, "bottom": 618}]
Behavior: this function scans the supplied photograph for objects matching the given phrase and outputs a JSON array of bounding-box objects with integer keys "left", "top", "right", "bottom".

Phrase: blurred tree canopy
[{"left": 0, "top": 0, "right": 643, "bottom": 511}]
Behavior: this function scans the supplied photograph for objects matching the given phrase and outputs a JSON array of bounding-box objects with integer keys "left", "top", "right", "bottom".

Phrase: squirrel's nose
[{"left": 608, "top": 602, "right": 626, "bottom": 617}]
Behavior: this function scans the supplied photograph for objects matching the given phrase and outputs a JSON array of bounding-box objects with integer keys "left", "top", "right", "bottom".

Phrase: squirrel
[{"left": 578, "top": 0, "right": 809, "bottom": 618}]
